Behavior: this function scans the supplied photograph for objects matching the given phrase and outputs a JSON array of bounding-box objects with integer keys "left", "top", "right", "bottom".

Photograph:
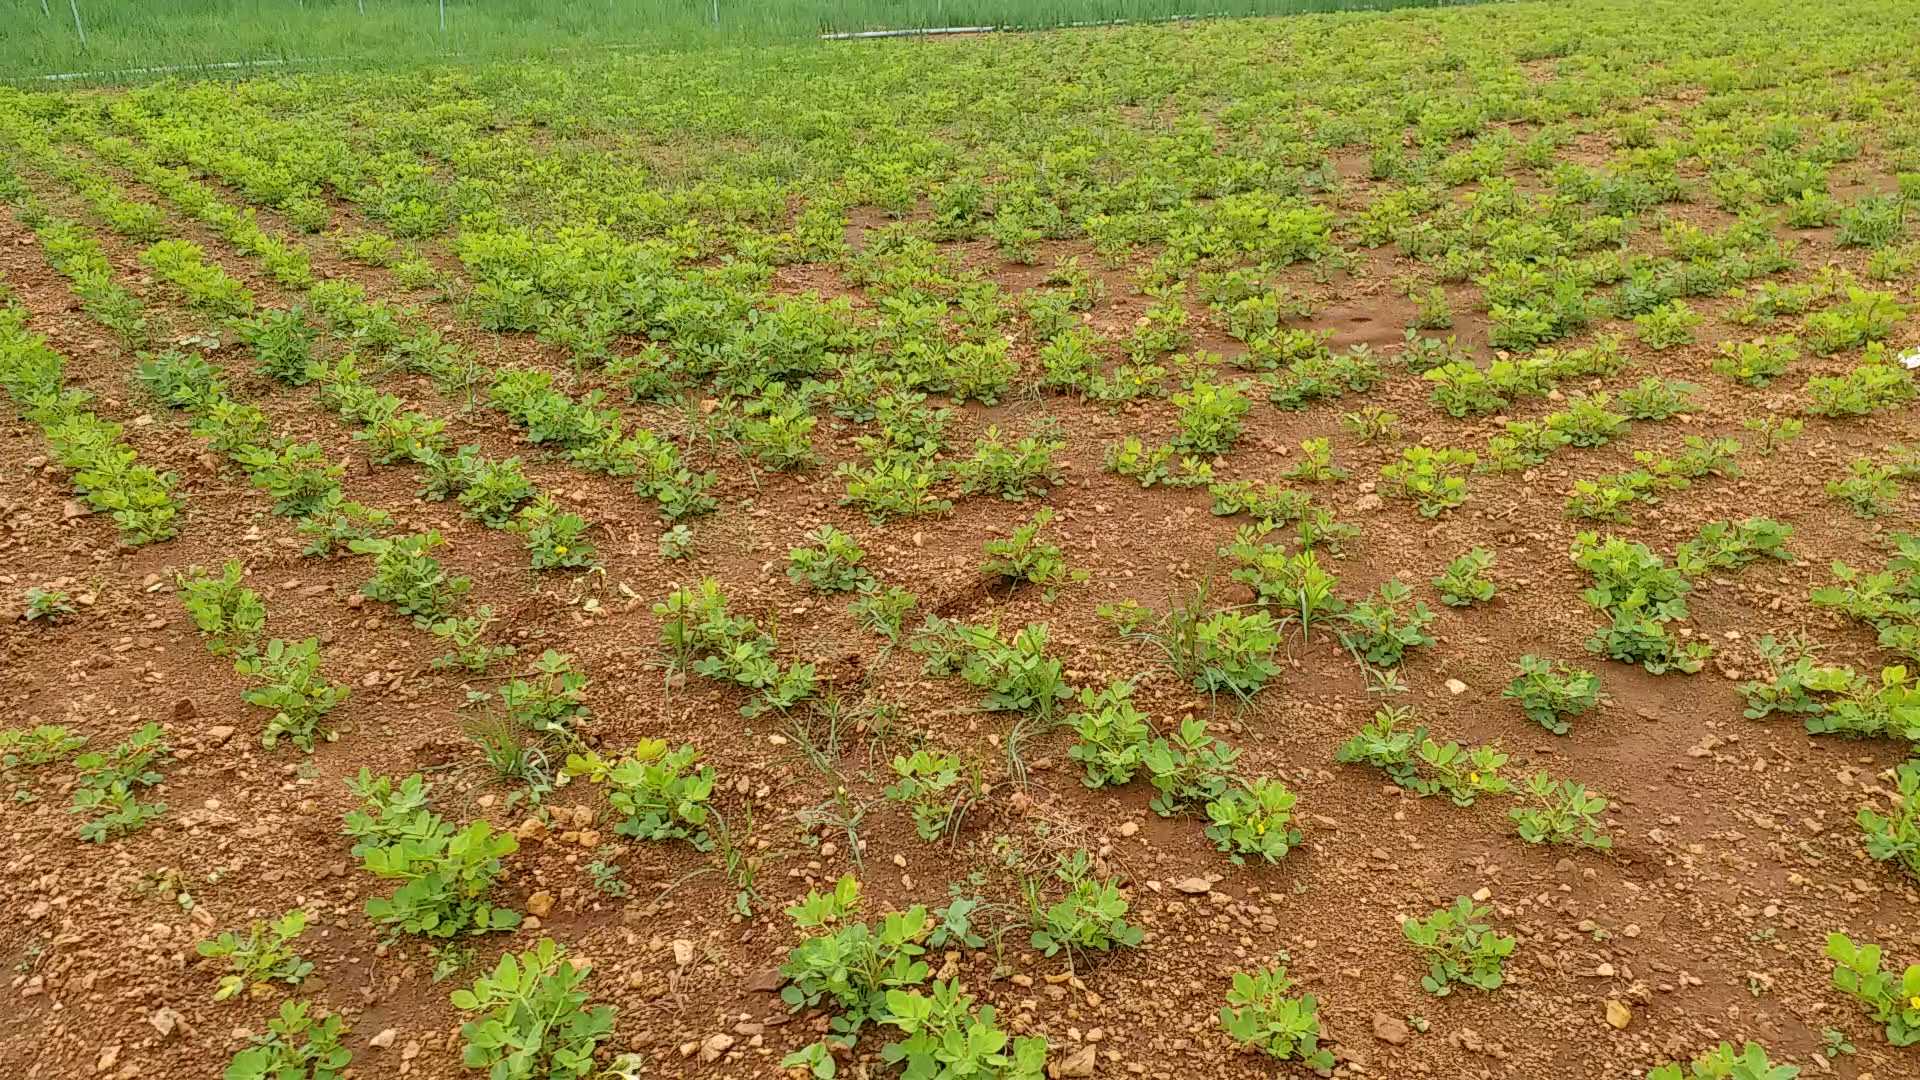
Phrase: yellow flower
[
  {"left": 554, "top": 545, "right": 569, "bottom": 555},
  {"left": 1910, "top": 993, "right": 1920, "bottom": 1010},
  {"left": 1468, "top": 771, "right": 1481, "bottom": 784}
]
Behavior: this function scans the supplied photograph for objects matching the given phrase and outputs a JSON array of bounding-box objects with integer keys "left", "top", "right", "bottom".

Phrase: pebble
[
  {"left": 1372, "top": 1012, "right": 1410, "bottom": 1045},
  {"left": 1604, "top": 999, "right": 1632, "bottom": 1029}
]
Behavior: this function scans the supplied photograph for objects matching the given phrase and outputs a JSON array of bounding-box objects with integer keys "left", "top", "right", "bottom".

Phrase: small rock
[
  {"left": 699, "top": 1033, "right": 735, "bottom": 1063},
  {"left": 1170, "top": 877, "right": 1211, "bottom": 895},
  {"left": 95, "top": 1045, "right": 120, "bottom": 1074},
  {"left": 1604, "top": 999, "right": 1632, "bottom": 1030},
  {"left": 148, "top": 1007, "right": 184, "bottom": 1038},
  {"left": 1445, "top": 678, "right": 1469, "bottom": 695},
  {"left": 1050, "top": 1044, "right": 1098, "bottom": 1077},
  {"left": 1117, "top": 821, "right": 1139, "bottom": 838},
  {"left": 369, "top": 1029, "right": 398, "bottom": 1050},
  {"left": 745, "top": 968, "right": 786, "bottom": 993},
  {"left": 526, "top": 891, "right": 555, "bottom": 918},
  {"left": 672, "top": 939, "right": 694, "bottom": 968},
  {"left": 1372, "top": 1012, "right": 1409, "bottom": 1045},
  {"left": 207, "top": 725, "right": 236, "bottom": 745}
]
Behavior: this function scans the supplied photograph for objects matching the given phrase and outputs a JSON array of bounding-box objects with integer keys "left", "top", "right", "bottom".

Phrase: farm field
[{"left": 2, "top": 0, "right": 1919, "bottom": 1078}]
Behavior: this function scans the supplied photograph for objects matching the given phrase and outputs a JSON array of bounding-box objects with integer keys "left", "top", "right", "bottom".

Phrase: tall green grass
[{"left": 3, "top": 0, "right": 1489, "bottom": 82}]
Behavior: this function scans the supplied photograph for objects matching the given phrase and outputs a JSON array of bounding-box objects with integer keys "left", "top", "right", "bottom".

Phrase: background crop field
[
  {"left": 2, "top": 0, "right": 1475, "bottom": 81},
  {"left": 2, "top": 0, "right": 1919, "bottom": 1079}
]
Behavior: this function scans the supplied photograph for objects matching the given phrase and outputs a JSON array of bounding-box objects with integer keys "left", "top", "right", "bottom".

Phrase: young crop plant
[
  {"left": 1828, "top": 459, "right": 1900, "bottom": 518},
  {"left": 1333, "top": 707, "right": 1425, "bottom": 788},
  {"left": 456, "top": 456, "right": 536, "bottom": 526},
  {"left": 1340, "top": 405, "right": 1401, "bottom": 444},
  {"left": 837, "top": 453, "right": 952, "bottom": 523},
  {"left": 873, "top": 979, "right": 1047, "bottom": 1079},
  {"left": 1381, "top": 447, "right": 1477, "bottom": 516},
  {"left": 776, "top": 874, "right": 933, "bottom": 1044},
  {"left": 788, "top": 525, "right": 873, "bottom": 593},
  {"left": 358, "top": 811, "right": 521, "bottom": 944},
  {"left": 655, "top": 579, "right": 817, "bottom": 717},
  {"left": 952, "top": 622, "right": 1075, "bottom": 719},
  {"left": 1172, "top": 379, "right": 1252, "bottom": 456},
  {"left": 236, "top": 442, "right": 344, "bottom": 519},
  {"left": 1617, "top": 377, "right": 1699, "bottom": 420},
  {"left": 1647, "top": 1042, "right": 1801, "bottom": 1080},
  {"left": 1634, "top": 299, "right": 1703, "bottom": 350},
  {"left": 883, "top": 749, "right": 969, "bottom": 843},
  {"left": 954, "top": 422, "right": 1064, "bottom": 501},
  {"left": 235, "top": 638, "right": 349, "bottom": 751},
  {"left": 1066, "top": 681, "right": 1152, "bottom": 789},
  {"left": 849, "top": 584, "right": 917, "bottom": 643},
  {"left": 1224, "top": 532, "right": 1342, "bottom": 637},
  {"left": 1504, "top": 656, "right": 1602, "bottom": 735},
  {"left": 1804, "top": 290, "right": 1908, "bottom": 357},
  {"left": 234, "top": 307, "right": 319, "bottom": 385},
  {"left": 22, "top": 586, "right": 74, "bottom": 624},
  {"left": 510, "top": 497, "right": 597, "bottom": 570},
  {"left": 222, "top": 1001, "right": 351, "bottom": 1080},
  {"left": 1189, "top": 608, "right": 1284, "bottom": 698},
  {"left": 1546, "top": 395, "right": 1629, "bottom": 448},
  {"left": 69, "top": 722, "right": 168, "bottom": 842},
  {"left": 430, "top": 606, "right": 516, "bottom": 674},
  {"left": 1283, "top": 437, "right": 1346, "bottom": 484},
  {"left": 1434, "top": 548, "right": 1497, "bottom": 607},
  {"left": 1027, "top": 849, "right": 1143, "bottom": 965},
  {"left": 1414, "top": 738, "right": 1512, "bottom": 806},
  {"left": 1743, "top": 416, "right": 1805, "bottom": 456},
  {"left": 981, "top": 509, "right": 1083, "bottom": 592},
  {"left": 1218, "top": 966, "right": 1334, "bottom": 1070},
  {"left": 450, "top": 938, "right": 617, "bottom": 1080},
  {"left": 1339, "top": 579, "right": 1436, "bottom": 667},
  {"left": 1825, "top": 933, "right": 1920, "bottom": 1046},
  {"left": 1713, "top": 336, "right": 1800, "bottom": 387},
  {"left": 1205, "top": 777, "right": 1303, "bottom": 865},
  {"left": 1402, "top": 896, "right": 1517, "bottom": 996},
  {"left": 1143, "top": 716, "right": 1242, "bottom": 817},
  {"left": 298, "top": 498, "right": 394, "bottom": 558},
  {"left": 196, "top": 909, "right": 313, "bottom": 1001},
  {"left": 1673, "top": 518, "right": 1794, "bottom": 575},
  {"left": 1510, "top": 772, "right": 1613, "bottom": 850},
  {"left": 352, "top": 532, "right": 472, "bottom": 625},
  {"left": 1857, "top": 762, "right": 1919, "bottom": 881}
]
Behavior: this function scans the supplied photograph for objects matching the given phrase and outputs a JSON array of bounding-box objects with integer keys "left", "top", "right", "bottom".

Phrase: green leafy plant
[
  {"left": 884, "top": 749, "right": 967, "bottom": 843},
  {"left": 1828, "top": 459, "right": 1899, "bottom": 518},
  {"left": 1647, "top": 1042, "right": 1800, "bottom": 1080},
  {"left": 235, "top": 637, "right": 349, "bottom": 751},
  {"left": 1634, "top": 299, "right": 1702, "bottom": 349},
  {"left": 513, "top": 497, "right": 597, "bottom": 570},
  {"left": 1434, "top": 548, "right": 1497, "bottom": 607},
  {"left": 1509, "top": 771, "right": 1612, "bottom": 850},
  {"left": 352, "top": 532, "right": 472, "bottom": 625},
  {"left": 1143, "top": 716, "right": 1241, "bottom": 816},
  {"left": 1382, "top": 447, "right": 1476, "bottom": 516},
  {"left": 1066, "top": 681, "right": 1152, "bottom": 789},
  {"left": 22, "top": 585, "right": 75, "bottom": 623},
  {"left": 1339, "top": 579, "right": 1436, "bottom": 667},
  {"left": 981, "top": 509, "right": 1081, "bottom": 590},
  {"left": 1402, "top": 896, "right": 1516, "bottom": 996},
  {"left": 566, "top": 740, "right": 716, "bottom": 849},
  {"left": 1027, "top": 850, "right": 1143, "bottom": 963},
  {"left": 1218, "top": 966, "right": 1334, "bottom": 1069},
  {"left": 196, "top": 909, "right": 313, "bottom": 1002},
  {"left": 1503, "top": 655, "right": 1601, "bottom": 735},
  {"left": 221, "top": 1001, "right": 350, "bottom": 1080},
  {"left": 1204, "top": 777, "right": 1303, "bottom": 865},
  {"left": 789, "top": 525, "right": 873, "bottom": 592},
  {"left": 359, "top": 815, "right": 521, "bottom": 943},
  {"left": 1825, "top": 933, "right": 1920, "bottom": 1046},
  {"left": 450, "top": 938, "right": 616, "bottom": 1080},
  {"left": 1857, "top": 761, "right": 1919, "bottom": 881},
  {"left": 69, "top": 722, "right": 168, "bottom": 842}
]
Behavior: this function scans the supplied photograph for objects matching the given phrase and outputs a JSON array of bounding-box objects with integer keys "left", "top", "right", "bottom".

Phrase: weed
[{"left": 196, "top": 909, "right": 313, "bottom": 1001}]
